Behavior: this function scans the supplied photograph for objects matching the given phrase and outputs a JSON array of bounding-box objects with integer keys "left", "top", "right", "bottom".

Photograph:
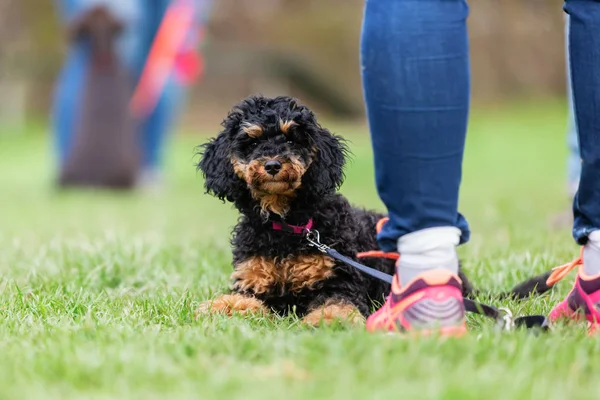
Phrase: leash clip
[
  {"left": 497, "top": 307, "right": 514, "bottom": 331},
  {"left": 305, "top": 229, "right": 330, "bottom": 253}
]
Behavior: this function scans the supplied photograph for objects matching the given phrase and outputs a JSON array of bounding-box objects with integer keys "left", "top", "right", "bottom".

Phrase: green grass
[{"left": 0, "top": 98, "right": 597, "bottom": 400}]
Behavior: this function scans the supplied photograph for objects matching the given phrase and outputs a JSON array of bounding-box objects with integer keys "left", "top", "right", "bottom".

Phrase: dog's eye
[
  {"left": 251, "top": 141, "right": 258, "bottom": 147},
  {"left": 286, "top": 140, "right": 293, "bottom": 145}
]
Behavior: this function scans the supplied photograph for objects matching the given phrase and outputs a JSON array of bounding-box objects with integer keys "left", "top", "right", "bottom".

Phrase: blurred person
[
  {"left": 565, "top": 15, "right": 580, "bottom": 200},
  {"left": 552, "top": 14, "right": 580, "bottom": 228},
  {"left": 52, "top": 0, "right": 211, "bottom": 189},
  {"left": 360, "top": 0, "right": 600, "bottom": 335},
  {"left": 56, "top": 4, "right": 141, "bottom": 189}
]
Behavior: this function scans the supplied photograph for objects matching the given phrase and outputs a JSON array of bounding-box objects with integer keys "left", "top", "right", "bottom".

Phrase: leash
[{"left": 304, "top": 229, "right": 549, "bottom": 333}]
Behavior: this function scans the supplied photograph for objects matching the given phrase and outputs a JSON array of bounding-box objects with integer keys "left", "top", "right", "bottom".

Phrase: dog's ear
[
  {"left": 305, "top": 125, "right": 348, "bottom": 196},
  {"left": 198, "top": 106, "right": 250, "bottom": 202},
  {"left": 197, "top": 132, "right": 238, "bottom": 202}
]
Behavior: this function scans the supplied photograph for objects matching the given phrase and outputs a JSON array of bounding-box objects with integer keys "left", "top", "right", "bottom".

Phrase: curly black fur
[{"left": 197, "top": 95, "right": 553, "bottom": 319}]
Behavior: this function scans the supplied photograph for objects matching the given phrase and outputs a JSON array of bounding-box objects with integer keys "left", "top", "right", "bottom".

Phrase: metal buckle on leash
[
  {"left": 496, "top": 307, "right": 514, "bottom": 331},
  {"left": 305, "top": 229, "right": 330, "bottom": 253}
]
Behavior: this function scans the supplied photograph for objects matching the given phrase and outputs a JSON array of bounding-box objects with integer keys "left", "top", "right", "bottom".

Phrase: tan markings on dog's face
[
  {"left": 231, "top": 254, "right": 335, "bottom": 295},
  {"left": 195, "top": 293, "right": 268, "bottom": 317},
  {"left": 302, "top": 300, "right": 364, "bottom": 326},
  {"left": 230, "top": 155, "right": 307, "bottom": 217},
  {"left": 279, "top": 119, "right": 297, "bottom": 135},
  {"left": 241, "top": 122, "right": 263, "bottom": 138},
  {"left": 231, "top": 157, "right": 248, "bottom": 179},
  {"left": 255, "top": 193, "right": 293, "bottom": 218}
]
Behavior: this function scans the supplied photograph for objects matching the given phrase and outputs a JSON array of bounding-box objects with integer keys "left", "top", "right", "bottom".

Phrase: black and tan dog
[{"left": 196, "top": 95, "right": 552, "bottom": 325}]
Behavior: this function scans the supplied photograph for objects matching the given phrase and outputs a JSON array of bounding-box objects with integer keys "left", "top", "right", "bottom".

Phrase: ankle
[
  {"left": 583, "top": 230, "right": 600, "bottom": 276},
  {"left": 396, "top": 227, "right": 461, "bottom": 285}
]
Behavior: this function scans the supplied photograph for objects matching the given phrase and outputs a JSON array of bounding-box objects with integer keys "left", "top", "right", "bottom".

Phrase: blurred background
[
  {"left": 0, "top": 0, "right": 575, "bottom": 245},
  {"left": 0, "top": 0, "right": 566, "bottom": 128}
]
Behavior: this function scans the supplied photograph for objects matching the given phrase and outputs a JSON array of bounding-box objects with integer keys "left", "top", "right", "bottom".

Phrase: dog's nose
[{"left": 264, "top": 160, "right": 282, "bottom": 176}]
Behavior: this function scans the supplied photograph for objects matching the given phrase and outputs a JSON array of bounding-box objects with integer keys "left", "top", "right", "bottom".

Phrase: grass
[{"left": 0, "top": 98, "right": 597, "bottom": 400}]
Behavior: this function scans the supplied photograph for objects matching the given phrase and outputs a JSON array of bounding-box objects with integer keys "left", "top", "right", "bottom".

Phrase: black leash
[{"left": 305, "top": 230, "right": 548, "bottom": 333}]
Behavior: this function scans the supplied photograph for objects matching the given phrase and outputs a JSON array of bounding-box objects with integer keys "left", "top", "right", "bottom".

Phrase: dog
[
  {"left": 195, "top": 95, "right": 553, "bottom": 326},
  {"left": 59, "top": 5, "right": 140, "bottom": 189}
]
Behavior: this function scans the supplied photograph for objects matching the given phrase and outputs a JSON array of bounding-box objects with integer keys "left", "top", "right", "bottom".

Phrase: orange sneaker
[{"left": 366, "top": 268, "right": 467, "bottom": 337}]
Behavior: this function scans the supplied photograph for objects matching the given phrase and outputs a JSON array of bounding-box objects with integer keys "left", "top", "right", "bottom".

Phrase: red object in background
[
  {"left": 130, "top": 0, "right": 198, "bottom": 120},
  {"left": 175, "top": 50, "right": 203, "bottom": 85},
  {"left": 174, "top": 27, "right": 206, "bottom": 85}
]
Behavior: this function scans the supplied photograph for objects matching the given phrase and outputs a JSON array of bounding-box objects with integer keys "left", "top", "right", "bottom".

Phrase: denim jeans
[
  {"left": 360, "top": 0, "right": 600, "bottom": 251},
  {"left": 360, "top": 0, "right": 471, "bottom": 252},
  {"left": 52, "top": 0, "right": 200, "bottom": 171},
  {"left": 566, "top": 0, "right": 600, "bottom": 244}
]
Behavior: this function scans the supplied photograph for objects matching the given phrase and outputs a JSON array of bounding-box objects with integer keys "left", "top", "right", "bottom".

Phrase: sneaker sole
[{"left": 382, "top": 323, "right": 467, "bottom": 339}]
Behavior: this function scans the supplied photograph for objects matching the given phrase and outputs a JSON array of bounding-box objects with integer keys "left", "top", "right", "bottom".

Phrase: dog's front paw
[
  {"left": 195, "top": 293, "right": 268, "bottom": 318},
  {"left": 302, "top": 301, "right": 365, "bottom": 326}
]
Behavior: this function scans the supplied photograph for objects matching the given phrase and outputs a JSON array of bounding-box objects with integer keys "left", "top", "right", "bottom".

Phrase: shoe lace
[
  {"left": 356, "top": 250, "right": 399, "bottom": 260},
  {"left": 546, "top": 249, "right": 583, "bottom": 286},
  {"left": 356, "top": 218, "right": 401, "bottom": 261}
]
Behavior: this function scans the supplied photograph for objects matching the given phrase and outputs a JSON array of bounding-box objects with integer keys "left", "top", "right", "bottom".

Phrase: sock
[
  {"left": 583, "top": 230, "right": 600, "bottom": 276},
  {"left": 396, "top": 227, "right": 461, "bottom": 286}
]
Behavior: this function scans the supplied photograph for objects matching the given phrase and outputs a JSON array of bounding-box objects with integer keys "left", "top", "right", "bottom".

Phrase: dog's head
[
  {"left": 68, "top": 6, "right": 124, "bottom": 69},
  {"left": 198, "top": 95, "right": 348, "bottom": 217}
]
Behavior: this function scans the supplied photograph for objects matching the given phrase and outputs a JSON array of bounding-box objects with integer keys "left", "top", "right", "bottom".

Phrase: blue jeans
[
  {"left": 361, "top": 0, "right": 600, "bottom": 250},
  {"left": 566, "top": 1, "right": 600, "bottom": 244},
  {"left": 361, "top": 0, "right": 470, "bottom": 252},
  {"left": 52, "top": 0, "right": 188, "bottom": 171}
]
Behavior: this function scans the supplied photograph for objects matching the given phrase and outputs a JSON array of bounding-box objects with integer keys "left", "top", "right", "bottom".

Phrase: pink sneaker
[
  {"left": 547, "top": 250, "right": 600, "bottom": 335},
  {"left": 362, "top": 218, "right": 466, "bottom": 337},
  {"left": 366, "top": 269, "right": 467, "bottom": 337}
]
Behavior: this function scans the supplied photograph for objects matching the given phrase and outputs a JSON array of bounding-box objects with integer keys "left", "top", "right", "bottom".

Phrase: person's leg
[
  {"left": 137, "top": 0, "right": 213, "bottom": 181},
  {"left": 567, "top": 2, "right": 600, "bottom": 258},
  {"left": 136, "top": 0, "right": 185, "bottom": 181},
  {"left": 361, "top": 0, "right": 470, "bottom": 334},
  {"left": 52, "top": 0, "right": 93, "bottom": 166},
  {"left": 52, "top": 45, "right": 90, "bottom": 165},
  {"left": 103, "top": 0, "right": 145, "bottom": 72},
  {"left": 140, "top": 79, "right": 184, "bottom": 173},
  {"left": 564, "top": 14, "right": 581, "bottom": 199},
  {"left": 549, "top": 1, "right": 600, "bottom": 334}
]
